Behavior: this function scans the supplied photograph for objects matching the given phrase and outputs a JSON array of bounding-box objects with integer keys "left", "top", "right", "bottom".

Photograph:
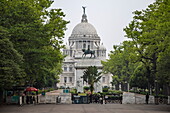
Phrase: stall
[{"left": 25, "top": 87, "right": 38, "bottom": 104}]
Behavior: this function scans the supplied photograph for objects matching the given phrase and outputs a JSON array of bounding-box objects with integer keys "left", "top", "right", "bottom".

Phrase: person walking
[
  {"left": 33, "top": 96, "right": 36, "bottom": 105},
  {"left": 100, "top": 96, "right": 103, "bottom": 104},
  {"left": 146, "top": 93, "right": 149, "bottom": 104}
]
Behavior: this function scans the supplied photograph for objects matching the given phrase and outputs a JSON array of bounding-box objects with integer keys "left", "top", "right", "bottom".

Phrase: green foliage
[
  {"left": 70, "top": 89, "right": 77, "bottom": 94},
  {"left": 108, "top": 90, "right": 123, "bottom": 95},
  {"left": 82, "top": 66, "right": 102, "bottom": 94},
  {"left": 102, "top": 87, "right": 109, "bottom": 92},
  {"left": 0, "top": 0, "right": 69, "bottom": 89},
  {"left": 157, "top": 46, "right": 170, "bottom": 85},
  {"left": 83, "top": 86, "right": 90, "bottom": 91},
  {"left": 102, "top": 41, "right": 137, "bottom": 86},
  {"left": 124, "top": 0, "right": 170, "bottom": 89},
  {"left": 38, "top": 88, "right": 54, "bottom": 94},
  {"left": 0, "top": 26, "right": 25, "bottom": 89},
  {"left": 111, "top": 75, "right": 120, "bottom": 85},
  {"left": 130, "top": 63, "right": 148, "bottom": 89},
  {"left": 102, "top": 90, "right": 123, "bottom": 95},
  {"left": 103, "top": 0, "right": 170, "bottom": 92}
]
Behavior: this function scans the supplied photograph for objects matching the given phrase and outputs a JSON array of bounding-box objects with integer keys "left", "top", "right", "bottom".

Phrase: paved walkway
[{"left": 0, "top": 104, "right": 169, "bottom": 113}]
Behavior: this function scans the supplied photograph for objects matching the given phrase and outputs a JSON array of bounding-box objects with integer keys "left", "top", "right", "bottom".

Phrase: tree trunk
[{"left": 90, "top": 84, "right": 94, "bottom": 103}]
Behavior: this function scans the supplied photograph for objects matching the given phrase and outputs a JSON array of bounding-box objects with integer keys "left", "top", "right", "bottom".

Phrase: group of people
[{"left": 26, "top": 96, "right": 36, "bottom": 105}]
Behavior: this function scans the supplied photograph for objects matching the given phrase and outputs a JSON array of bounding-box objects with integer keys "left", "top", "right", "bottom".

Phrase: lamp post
[
  {"left": 155, "top": 80, "right": 159, "bottom": 105},
  {"left": 110, "top": 82, "right": 113, "bottom": 90},
  {"left": 125, "top": 81, "right": 127, "bottom": 92},
  {"left": 119, "top": 82, "right": 121, "bottom": 91},
  {"left": 64, "top": 79, "right": 66, "bottom": 93}
]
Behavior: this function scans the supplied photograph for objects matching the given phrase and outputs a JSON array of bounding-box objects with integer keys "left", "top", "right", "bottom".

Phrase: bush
[
  {"left": 70, "top": 89, "right": 77, "bottom": 94},
  {"left": 37, "top": 88, "right": 54, "bottom": 94},
  {"left": 38, "top": 90, "right": 42, "bottom": 94},
  {"left": 102, "top": 90, "right": 123, "bottom": 95},
  {"left": 84, "top": 86, "right": 90, "bottom": 91},
  {"left": 103, "top": 88, "right": 109, "bottom": 92}
]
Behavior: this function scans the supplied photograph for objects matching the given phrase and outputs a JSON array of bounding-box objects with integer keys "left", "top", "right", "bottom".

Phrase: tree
[
  {"left": 102, "top": 41, "right": 137, "bottom": 90},
  {"left": 124, "top": 0, "right": 170, "bottom": 93},
  {"left": 130, "top": 63, "right": 148, "bottom": 89},
  {"left": 82, "top": 66, "right": 102, "bottom": 94},
  {"left": 0, "top": 26, "right": 25, "bottom": 90},
  {"left": 157, "top": 46, "right": 170, "bottom": 92},
  {"left": 0, "top": 0, "right": 69, "bottom": 88}
]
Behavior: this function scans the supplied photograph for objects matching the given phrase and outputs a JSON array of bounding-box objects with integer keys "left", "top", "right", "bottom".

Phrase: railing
[
  {"left": 155, "top": 96, "right": 168, "bottom": 104},
  {"left": 105, "top": 96, "right": 122, "bottom": 104}
]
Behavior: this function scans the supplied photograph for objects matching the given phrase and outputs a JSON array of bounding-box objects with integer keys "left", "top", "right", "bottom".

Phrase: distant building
[{"left": 58, "top": 7, "right": 112, "bottom": 92}]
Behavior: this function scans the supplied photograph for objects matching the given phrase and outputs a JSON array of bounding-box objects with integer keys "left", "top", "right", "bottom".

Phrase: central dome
[{"left": 72, "top": 22, "right": 97, "bottom": 35}]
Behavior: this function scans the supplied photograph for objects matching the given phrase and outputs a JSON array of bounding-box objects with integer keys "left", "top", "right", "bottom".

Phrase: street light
[
  {"left": 155, "top": 80, "right": 158, "bottom": 96},
  {"left": 119, "top": 82, "right": 121, "bottom": 91},
  {"left": 110, "top": 82, "right": 114, "bottom": 90},
  {"left": 155, "top": 80, "right": 159, "bottom": 105},
  {"left": 64, "top": 79, "right": 66, "bottom": 93}
]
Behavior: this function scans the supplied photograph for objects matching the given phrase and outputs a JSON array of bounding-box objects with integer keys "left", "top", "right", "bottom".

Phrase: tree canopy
[
  {"left": 82, "top": 66, "right": 102, "bottom": 94},
  {"left": 103, "top": 0, "right": 170, "bottom": 93},
  {"left": 0, "top": 0, "right": 69, "bottom": 89},
  {"left": 0, "top": 26, "right": 25, "bottom": 90}
]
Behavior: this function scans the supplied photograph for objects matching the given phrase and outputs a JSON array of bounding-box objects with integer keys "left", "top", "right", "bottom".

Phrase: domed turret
[
  {"left": 71, "top": 22, "right": 97, "bottom": 35},
  {"left": 65, "top": 43, "right": 70, "bottom": 49},
  {"left": 99, "top": 43, "right": 106, "bottom": 50},
  {"left": 69, "top": 6, "right": 99, "bottom": 39}
]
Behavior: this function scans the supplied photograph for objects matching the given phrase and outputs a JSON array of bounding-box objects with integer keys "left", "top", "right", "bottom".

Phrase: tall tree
[
  {"left": 82, "top": 66, "right": 102, "bottom": 94},
  {"left": 0, "top": 26, "right": 25, "bottom": 90},
  {"left": 0, "top": 0, "right": 69, "bottom": 88},
  {"left": 130, "top": 63, "right": 148, "bottom": 89},
  {"left": 124, "top": 0, "right": 170, "bottom": 93},
  {"left": 157, "top": 46, "right": 170, "bottom": 87},
  {"left": 102, "top": 41, "right": 137, "bottom": 89}
]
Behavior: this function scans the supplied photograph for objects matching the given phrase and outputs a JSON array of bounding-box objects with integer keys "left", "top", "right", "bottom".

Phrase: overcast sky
[{"left": 50, "top": 0, "right": 155, "bottom": 58}]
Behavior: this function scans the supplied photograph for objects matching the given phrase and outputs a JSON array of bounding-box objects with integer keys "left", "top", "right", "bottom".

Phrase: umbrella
[{"left": 26, "top": 87, "right": 38, "bottom": 91}]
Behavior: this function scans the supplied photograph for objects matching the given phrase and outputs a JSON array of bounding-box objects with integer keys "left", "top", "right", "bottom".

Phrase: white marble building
[{"left": 58, "top": 7, "right": 112, "bottom": 93}]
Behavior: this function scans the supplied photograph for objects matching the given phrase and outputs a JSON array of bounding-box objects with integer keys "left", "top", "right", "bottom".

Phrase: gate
[
  {"left": 104, "top": 94, "right": 122, "bottom": 104},
  {"left": 72, "top": 94, "right": 122, "bottom": 104},
  {"left": 155, "top": 96, "right": 168, "bottom": 104},
  {"left": 72, "top": 94, "right": 89, "bottom": 104}
]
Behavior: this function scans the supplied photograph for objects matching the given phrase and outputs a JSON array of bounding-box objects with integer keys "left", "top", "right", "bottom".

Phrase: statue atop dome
[
  {"left": 82, "top": 6, "right": 86, "bottom": 14},
  {"left": 81, "top": 6, "right": 88, "bottom": 23}
]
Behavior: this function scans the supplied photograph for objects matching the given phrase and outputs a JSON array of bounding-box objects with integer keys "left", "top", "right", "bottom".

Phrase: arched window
[
  {"left": 87, "top": 45, "right": 90, "bottom": 50},
  {"left": 69, "top": 66, "right": 73, "bottom": 72},
  {"left": 64, "top": 77, "right": 67, "bottom": 83},
  {"left": 64, "top": 65, "right": 67, "bottom": 72},
  {"left": 83, "top": 43, "right": 86, "bottom": 49},
  {"left": 69, "top": 77, "right": 72, "bottom": 83}
]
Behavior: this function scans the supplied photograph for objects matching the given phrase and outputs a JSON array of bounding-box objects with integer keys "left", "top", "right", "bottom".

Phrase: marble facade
[{"left": 58, "top": 7, "right": 112, "bottom": 93}]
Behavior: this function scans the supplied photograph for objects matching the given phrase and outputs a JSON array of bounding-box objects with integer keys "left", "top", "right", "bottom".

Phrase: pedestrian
[
  {"left": 95, "top": 95, "right": 97, "bottom": 103},
  {"left": 33, "top": 96, "right": 36, "bottom": 105},
  {"left": 26, "top": 96, "right": 29, "bottom": 104},
  {"left": 105, "top": 95, "right": 108, "bottom": 104},
  {"left": 100, "top": 96, "right": 103, "bottom": 104},
  {"left": 146, "top": 93, "right": 149, "bottom": 104}
]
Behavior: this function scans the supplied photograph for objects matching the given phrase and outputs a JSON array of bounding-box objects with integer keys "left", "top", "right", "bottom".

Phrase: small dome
[
  {"left": 99, "top": 43, "right": 106, "bottom": 50},
  {"left": 65, "top": 43, "right": 70, "bottom": 49},
  {"left": 71, "top": 22, "right": 97, "bottom": 35}
]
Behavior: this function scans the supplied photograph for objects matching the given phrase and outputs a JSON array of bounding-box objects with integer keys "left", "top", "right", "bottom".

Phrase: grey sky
[{"left": 50, "top": 0, "right": 155, "bottom": 58}]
